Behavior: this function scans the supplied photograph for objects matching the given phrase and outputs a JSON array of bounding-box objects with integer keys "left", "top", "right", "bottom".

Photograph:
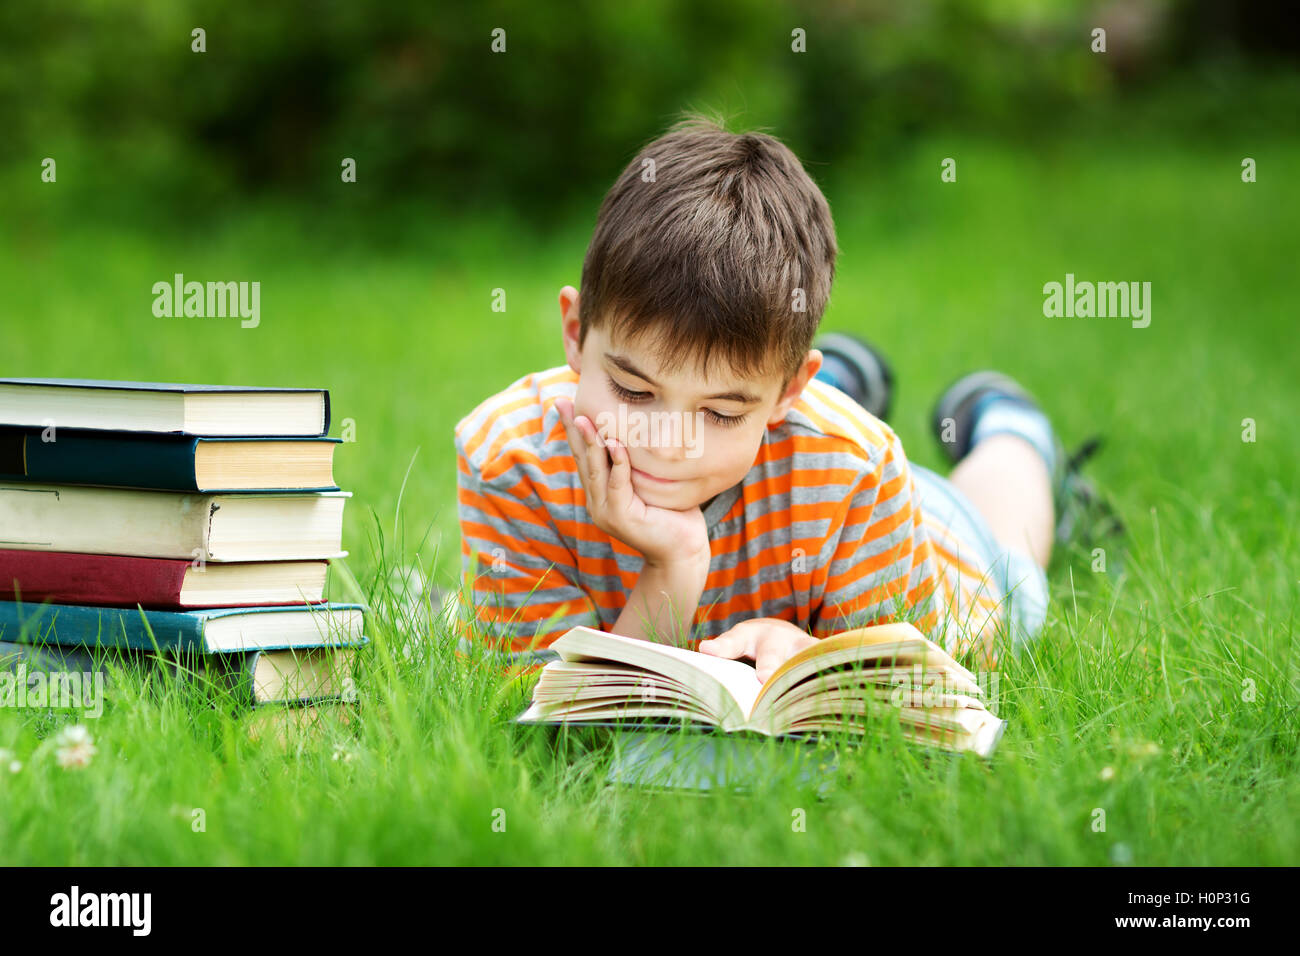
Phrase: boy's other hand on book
[
  {"left": 697, "top": 618, "right": 819, "bottom": 683},
  {"left": 556, "top": 396, "right": 711, "bottom": 570}
]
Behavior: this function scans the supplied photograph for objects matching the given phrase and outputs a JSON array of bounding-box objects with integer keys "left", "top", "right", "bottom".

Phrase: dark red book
[{"left": 0, "top": 550, "right": 328, "bottom": 609}]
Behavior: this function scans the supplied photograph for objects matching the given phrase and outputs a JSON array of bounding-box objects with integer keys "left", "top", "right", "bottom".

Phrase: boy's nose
[
  {"left": 636, "top": 436, "right": 689, "bottom": 477},
  {"left": 641, "top": 448, "right": 685, "bottom": 476}
]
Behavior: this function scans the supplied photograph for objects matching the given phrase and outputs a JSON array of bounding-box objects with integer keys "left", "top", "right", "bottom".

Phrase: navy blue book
[
  {"left": 0, "top": 426, "right": 340, "bottom": 491},
  {"left": 0, "top": 601, "right": 366, "bottom": 654},
  {"left": 0, "top": 378, "right": 329, "bottom": 437}
]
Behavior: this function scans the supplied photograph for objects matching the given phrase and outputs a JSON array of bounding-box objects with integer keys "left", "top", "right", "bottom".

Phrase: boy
[{"left": 454, "top": 116, "right": 1103, "bottom": 679}]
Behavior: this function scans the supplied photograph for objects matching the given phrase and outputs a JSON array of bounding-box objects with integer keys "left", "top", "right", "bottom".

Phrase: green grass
[{"left": 0, "top": 117, "right": 1297, "bottom": 865}]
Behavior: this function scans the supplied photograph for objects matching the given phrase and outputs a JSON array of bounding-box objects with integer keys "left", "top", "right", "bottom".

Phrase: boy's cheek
[
  {"left": 585, "top": 409, "right": 611, "bottom": 443},
  {"left": 577, "top": 397, "right": 619, "bottom": 442},
  {"left": 569, "top": 392, "right": 598, "bottom": 434}
]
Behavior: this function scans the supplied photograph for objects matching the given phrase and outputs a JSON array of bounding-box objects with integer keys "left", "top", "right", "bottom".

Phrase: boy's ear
[
  {"left": 560, "top": 286, "right": 582, "bottom": 373},
  {"left": 766, "top": 349, "right": 823, "bottom": 425}
]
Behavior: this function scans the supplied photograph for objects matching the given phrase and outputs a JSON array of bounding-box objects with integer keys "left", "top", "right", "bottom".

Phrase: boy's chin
[
  {"left": 630, "top": 478, "right": 700, "bottom": 511},
  {"left": 632, "top": 478, "right": 719, "bottom": 513}
]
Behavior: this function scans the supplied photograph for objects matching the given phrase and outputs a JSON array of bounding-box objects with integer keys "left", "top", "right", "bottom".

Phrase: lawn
[{"left": 0, "top": 114, "right": 1296, "bottom": 865}]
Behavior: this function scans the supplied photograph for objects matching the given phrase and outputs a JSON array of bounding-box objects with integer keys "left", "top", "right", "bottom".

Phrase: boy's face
[{"left": 559, "top": 286, "right": 822, "bottom": 512}]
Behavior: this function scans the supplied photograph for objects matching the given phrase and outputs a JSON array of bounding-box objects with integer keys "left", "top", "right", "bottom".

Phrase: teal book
[
  {"left": 0, "top": 601, "right": 366, "bottom": 654},
  {"left": 0, "top": 426, "right": 340, "bottom": 492}
]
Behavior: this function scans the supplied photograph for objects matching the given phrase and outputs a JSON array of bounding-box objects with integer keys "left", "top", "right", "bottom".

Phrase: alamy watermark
[
  {"left": 890, "top": 670, "right": 1001, "bottom": 713},
  {"left": 0, "top": 665, "right": 105, "bottom": 718},
  {"left": 152, "top": 273, "right": 260, "bottom": 328},
  {"left": 1043, "top": 273, "right": 1151, "bottom": 328},
  {"left": 50, "top": 886, "right": 150, "bottom": 936},
  {"left": 595, "top": 405, "right": 705, "bottom": 459}
]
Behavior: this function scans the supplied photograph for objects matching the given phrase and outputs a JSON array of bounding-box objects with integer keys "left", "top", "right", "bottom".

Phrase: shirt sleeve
[
  {"left": 454, "top": 440, "right": 600, "bottom": 657},
  {"left": 810, "top": 428, "right": 944, "bottom": 643}
]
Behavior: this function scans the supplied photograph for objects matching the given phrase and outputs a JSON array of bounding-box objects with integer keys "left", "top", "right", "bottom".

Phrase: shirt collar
[{"left": 702, "top": 482, "right": 741, "bottom": 529}]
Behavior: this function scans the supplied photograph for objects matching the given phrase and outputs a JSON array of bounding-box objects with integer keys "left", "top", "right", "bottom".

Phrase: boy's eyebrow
[{"left": 604, "top": 352, "right": 762, "bottom": 403}]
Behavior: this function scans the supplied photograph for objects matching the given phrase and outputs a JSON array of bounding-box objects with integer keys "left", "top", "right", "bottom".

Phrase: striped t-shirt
[{"left": 454, "top": 365, "right": 1006, "bottom": 666}]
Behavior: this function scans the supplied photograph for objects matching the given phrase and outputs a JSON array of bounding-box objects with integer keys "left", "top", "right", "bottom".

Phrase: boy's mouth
[{"left": 631, "top": 467, "right": 678, "bottom": 485}]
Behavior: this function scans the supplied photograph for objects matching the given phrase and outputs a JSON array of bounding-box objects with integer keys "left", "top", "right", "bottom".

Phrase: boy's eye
[
  {"left": 609, "top": 376, "right": 748, "bottom": 428},
  {"left": 705, "top": 409, "right": 747, "bottom": 428},
  {"left": 609, "top": 380, "right": 650, "bottom": 402}
]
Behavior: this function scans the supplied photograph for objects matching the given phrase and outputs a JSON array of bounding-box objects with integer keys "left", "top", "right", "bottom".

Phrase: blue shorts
[{"left": 911, "top": 464, "right": 1049, "bottom": 652}]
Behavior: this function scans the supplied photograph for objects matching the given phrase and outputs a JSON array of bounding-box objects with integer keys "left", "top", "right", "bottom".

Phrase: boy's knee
[{"left": 1001, "top": 551, "right": 1049, "bottom": 650}]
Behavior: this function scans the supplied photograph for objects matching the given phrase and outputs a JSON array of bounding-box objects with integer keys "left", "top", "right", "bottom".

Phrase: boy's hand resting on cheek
[
  {"left": 556, "top": 397, "right": 711, "bottom": 570},
  {"left": 698, "top": 618, "right": 820, "bottom": 683}
]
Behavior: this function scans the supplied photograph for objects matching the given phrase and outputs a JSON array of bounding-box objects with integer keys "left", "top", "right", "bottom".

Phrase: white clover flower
[{"left": 54, "top": 724, "right": 98, "bottom": 770}]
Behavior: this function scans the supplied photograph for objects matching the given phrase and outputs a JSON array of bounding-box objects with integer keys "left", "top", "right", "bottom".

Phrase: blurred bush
[{"left": 1, "top": 0, "right": 1294, "bottom": 223}]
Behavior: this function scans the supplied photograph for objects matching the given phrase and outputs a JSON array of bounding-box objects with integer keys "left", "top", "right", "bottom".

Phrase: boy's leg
[
  {"left": 811, "top": 345, "right": 1064, "bottom": 648},
  {"left": 947, "top": 434, "right": 1054, "bottom": 570},
  {"left": 932, "top": 371, "right": 1066, "bottom": 571},
  {"left": 911, "top": 457, "right": 1052, "bottom": 656},
  {"left": 925, "top": 372, "right": 1066, "bottom": 652}
]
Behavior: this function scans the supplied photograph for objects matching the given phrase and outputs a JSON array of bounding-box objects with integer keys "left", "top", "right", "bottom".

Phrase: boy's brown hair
[{"left": 578, "top": 113, "right": 838, "bottom": 386}]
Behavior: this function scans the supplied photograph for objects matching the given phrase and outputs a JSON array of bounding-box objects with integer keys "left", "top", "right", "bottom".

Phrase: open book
[{"left": 518, "top": 622, "right": 1005, "bottom": 757}]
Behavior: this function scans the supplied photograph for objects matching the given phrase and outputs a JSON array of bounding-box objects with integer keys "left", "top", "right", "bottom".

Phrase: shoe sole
[
  {"left": 931, "top": 370, "right": 1035, "bottom": 463},
  {"left": 814, "top": 332, "right": 894, "bottom": 421}
]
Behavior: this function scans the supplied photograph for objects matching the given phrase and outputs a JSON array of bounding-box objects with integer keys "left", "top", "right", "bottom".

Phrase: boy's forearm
[{"left": 610, "top": 554, "right": 711, "bottom": 645}]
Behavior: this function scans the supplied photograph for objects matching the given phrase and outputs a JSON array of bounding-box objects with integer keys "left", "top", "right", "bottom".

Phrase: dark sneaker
[
  {"left": 812, "top": 331, "right": 895, "bottom": 422},
  {"left": 931, "top": 371, "right": 1046, "bottom": 464},
  {"left": 1053, "top": 437, "right": 1125, "bottom": 553},
  {"left": 931, "top": 371, "right": 1123, "bottom": 550}
]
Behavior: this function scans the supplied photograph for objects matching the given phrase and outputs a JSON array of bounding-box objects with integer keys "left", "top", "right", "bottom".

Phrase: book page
[{"left": 552, "top": 628, "right": 763, "bottom": 726}]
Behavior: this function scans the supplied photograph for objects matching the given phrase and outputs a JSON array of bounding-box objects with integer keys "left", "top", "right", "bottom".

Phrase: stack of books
[{"left": 0, "top": 378, "right": 365, "bottom": 734}]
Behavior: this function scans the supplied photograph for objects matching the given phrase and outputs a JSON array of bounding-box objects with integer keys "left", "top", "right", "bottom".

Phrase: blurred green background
[
  {"left": 4, "top": 0, "right": 1295, "bottom": 219},
  {"left": 2, "top": 0, "right": 1297, "bottom": 591}
]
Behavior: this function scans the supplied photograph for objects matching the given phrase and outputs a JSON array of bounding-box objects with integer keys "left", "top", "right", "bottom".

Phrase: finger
[
  {"left": 578, "top": 415, "right": 610, "bottom": 508},
  {"left": 558, "top": 397, "right": 582, "bottom": 435},
  {"left": 556, "top": 400, "right": 593, "bottom": 490},
  {"left": 697, "top": 629, "right": 757, "bottom": 661},
  {"left": 604, "top": 437, "right": 632, "bottom": 505},
  {"left": 557, "top": 398, "right": 587, "bottom": 457},
  {"left": 580, "top": 415, "right": 608, "bottom": 470},
  {"left": 579, "top": 413, "right": 607, "bottom": 452},
  {"left": 754, "top": 633, "right": 817, "bottom": 684},
  {"left": 754, "top": 641, "right": 785, "bottom": 683}
]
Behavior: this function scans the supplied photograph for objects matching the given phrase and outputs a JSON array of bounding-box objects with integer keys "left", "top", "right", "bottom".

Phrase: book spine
[
  {"left": 0, "top": 549, "right": 189, "bottom": 607},
  {"left": 0, "top": 428, "right": 199, "bottom": 491},
  {"left": 0, "top": 601, "right": 209, "bottom": 652}
]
